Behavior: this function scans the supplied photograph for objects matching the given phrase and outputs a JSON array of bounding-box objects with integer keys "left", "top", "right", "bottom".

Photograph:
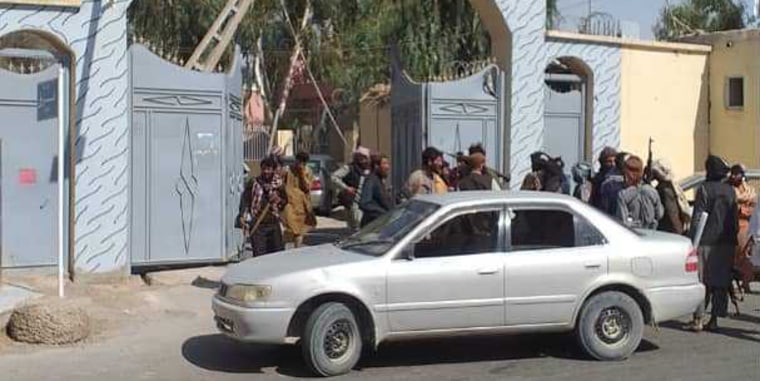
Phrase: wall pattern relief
[
  {"left": 1, "top": 0, "right": 134, "bottom": 274},
  {"left": 496, "top": 0, "right": 548, "bottom": 189}
]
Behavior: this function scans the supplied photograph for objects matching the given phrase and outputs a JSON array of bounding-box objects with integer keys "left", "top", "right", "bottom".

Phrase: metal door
[
  {"left": 504, "top": 205, "right": 608, "bottom": 326},
  {"left": 427, "top": 67, "right": 502, "bottom": 169},
  {"left": 148, "top": 114, "right": 223, "bottom": 262},
  {"left": 0, "top": 65, "right": 60, "bottom": 268},
  {"left": 390, "top": 73, "right": 424, "bottom": 193},
  {"left": 544, "top": 73, "right": 585, "bottom": 186},
  {"left": 131, "top": 44, "right": 242, "bottom": 265},
  {"left": 386, "top": 207, "right": 505, "bottom": 332}
]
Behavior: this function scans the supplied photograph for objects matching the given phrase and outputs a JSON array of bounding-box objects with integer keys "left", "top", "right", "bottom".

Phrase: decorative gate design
[
  {"left": 130, "top": 44, "right": 243, "bottom": 265},
  {"left": 391, "top": 61, "right": 505, "bottom": 192},
  {"left": 0, "top": 64, "right": 61, "bottom": 268}
]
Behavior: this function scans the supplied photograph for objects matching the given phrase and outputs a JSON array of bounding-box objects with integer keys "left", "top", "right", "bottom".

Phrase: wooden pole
[{"left": 268, "top": 0, "right": 313, "bottom": 151}]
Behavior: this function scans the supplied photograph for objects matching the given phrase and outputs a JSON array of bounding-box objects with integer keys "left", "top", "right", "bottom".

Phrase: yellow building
[
  {"left": 619, "top": 40, "right": 711, "bottom": 178},
  {"left": 545, "top": 32, "right": 712, "bottom": 180},
  {"left": 684, "top": 30, "right": 760, "bottom": 169}
]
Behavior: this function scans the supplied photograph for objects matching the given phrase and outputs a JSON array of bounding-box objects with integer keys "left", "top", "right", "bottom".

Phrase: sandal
[{"left": 687, "top": 319, "right": 704, "bottom": 332}]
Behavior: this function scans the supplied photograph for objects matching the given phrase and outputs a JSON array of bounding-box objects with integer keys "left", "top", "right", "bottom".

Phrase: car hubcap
[
  {"left": 323, "top": 319, "right": 352, "bottom": 359},
  {"left": 595, "top": 307, "right": 631, "bottom": 345}
]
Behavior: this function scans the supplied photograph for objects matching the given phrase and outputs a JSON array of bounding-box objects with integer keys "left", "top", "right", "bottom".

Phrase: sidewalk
[{"left": 0, "top": 285, "right": 41, "bottom": 318}]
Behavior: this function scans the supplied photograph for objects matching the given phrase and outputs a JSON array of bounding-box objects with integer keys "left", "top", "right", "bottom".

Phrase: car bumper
[
  {"left": 646, "top": 283, "right": 705, "bottom": 323},
  {"left": 310, "top": 190, "right": 323, "bottom": 209},
  {"left": 212, "top": 296, "right": 294, "bottom": 344}
]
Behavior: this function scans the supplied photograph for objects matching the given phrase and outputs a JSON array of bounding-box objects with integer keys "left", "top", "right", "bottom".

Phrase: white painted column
[{"left": 57, "top": 64, "right": 65, "bottom": 298}]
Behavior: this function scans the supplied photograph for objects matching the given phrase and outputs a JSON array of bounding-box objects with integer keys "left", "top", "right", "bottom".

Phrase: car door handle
[
  {"left": 477, "top": 267, "right": 500, "bottom": 275},
  {"left": 584, "top": 263, "right": 602, "bottom": 269}
]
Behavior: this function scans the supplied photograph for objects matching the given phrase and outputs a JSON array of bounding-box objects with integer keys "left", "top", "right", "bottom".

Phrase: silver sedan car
[{"left": 213, "top": 191, "right": 704, "bottom": 377}]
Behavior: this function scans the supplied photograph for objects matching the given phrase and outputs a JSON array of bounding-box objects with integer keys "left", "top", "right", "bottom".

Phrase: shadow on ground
[
  {"left": 191, "top": 277, "right": 221, "bottom": 290},
  {"left": 181, "top": 333, "right": 659, "bottom": 378},
  {"left": 660, "top": 320, "right": 760, "bottom": 344}
]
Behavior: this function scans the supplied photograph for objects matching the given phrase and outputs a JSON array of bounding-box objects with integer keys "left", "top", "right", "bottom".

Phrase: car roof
[
  {"left": 679, "top": 169, "right": 760, "bottom": 191},
  {"left": 415, "top": 191, "right": 578, "bottom": 207}
]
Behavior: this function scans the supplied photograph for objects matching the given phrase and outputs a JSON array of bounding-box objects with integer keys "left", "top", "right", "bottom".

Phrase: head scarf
[
  {"left": 731, "top": 164, "right": 746, "bottom": 178},
  {"left": 623, "top": 156, "right": 644, "bottom": 187},
  {"left": 572, "top": 162, "right": 593, "bottom": 184},
  {"left": 353, "top": 146, "right": 371, "bottom": 159},
  {"left": 468, "top": 153, "right": 486, "bottom": 169},
  {"left": 651, "top": 159, "right": 674, "bottom": 182},
  {"left": 598, "top": 146, "right": 618, "bottom": 165},
  {"left": 705, "top": 155, "right": 730, "bottom": 181}
]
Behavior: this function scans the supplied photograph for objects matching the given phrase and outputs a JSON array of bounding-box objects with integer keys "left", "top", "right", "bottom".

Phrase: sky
[{"left": 557, "top": 0, "right": 756, "bottom": 40}]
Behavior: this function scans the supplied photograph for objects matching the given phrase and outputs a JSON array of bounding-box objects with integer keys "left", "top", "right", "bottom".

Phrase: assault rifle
[{"left": 643, "top": 138, "right": 654, "bottom": 184}]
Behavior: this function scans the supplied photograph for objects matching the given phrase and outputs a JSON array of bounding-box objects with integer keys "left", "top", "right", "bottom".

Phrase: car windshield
[{"left": 335, "top": 200, "right": 439, "bottom": 256}]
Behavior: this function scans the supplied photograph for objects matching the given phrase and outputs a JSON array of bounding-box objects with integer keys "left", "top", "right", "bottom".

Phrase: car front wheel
[
  {"left": 302, "top": 302, "right": 363, "bottom": 377},
  {"left": 576, "top": 291, "right": 644, "bottom": 361}
]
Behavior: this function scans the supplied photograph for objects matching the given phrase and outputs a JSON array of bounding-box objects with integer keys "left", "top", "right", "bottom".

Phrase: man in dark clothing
[
  {"left": 247, "top": 157, "right": 287, "bottom": 258},
  {"left": 457, "top": 152, "right": 496, "bottom": 243},
  {"left": 468, "top": 143, "right": 508, "bottom": 190},
  {"left": 523, "top": 151, "right": 567, "bottom": 194},
  {"left": 596, "top": 151, "right": 628, "bottom": 216},
  {"left": 359, "top": 155, "right": 393, "bottom": 227},
  {"left": 688, "top": 155, "right": 739, "bottom": 332},
  {"left": 652, "top": 159, "right": 686, "bottom": 235},
  {"left": 332, "top": 147, "right": 372, "bottom": 231},
  {"left": 591, "top": 147, "right": 619, "bottom": 209},
  {"left": 458, "top": 153, "right": 493, "bottom": 191}
]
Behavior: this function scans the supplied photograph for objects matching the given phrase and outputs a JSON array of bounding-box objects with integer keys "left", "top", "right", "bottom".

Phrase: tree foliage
[
  {"left": 654, "top": 0, "right": 747, "bottom": 40},
  {"left": 127, "top": 0, "right": 491, "bottom": 110}
]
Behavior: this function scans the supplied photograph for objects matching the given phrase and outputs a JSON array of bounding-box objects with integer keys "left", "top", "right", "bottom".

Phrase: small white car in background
[{"left": 213, "top": 191, "right": 704, "bottom": 377}]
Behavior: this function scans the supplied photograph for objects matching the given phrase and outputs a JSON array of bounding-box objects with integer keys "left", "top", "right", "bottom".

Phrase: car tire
[
  {"left": 576, "top": 291, "right": 644, "bottom": 361},
  {"left": 302, "top": 302, "right": 363, "bottom": 377}
]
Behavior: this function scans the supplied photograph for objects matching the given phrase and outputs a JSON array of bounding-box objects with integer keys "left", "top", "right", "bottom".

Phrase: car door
[
  {"left": 504, "top": 203, "right": 608, "bottom": 326},
  {"left": 385, "top": 206, "right": 505, "bottom": 332}
]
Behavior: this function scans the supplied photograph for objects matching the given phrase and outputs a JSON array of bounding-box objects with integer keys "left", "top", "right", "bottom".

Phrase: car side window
[
  {"left": 575, "top": 216, "right": 607, "bottom": 247},
  {"left": 413, "top": 210, "right": 500, "bottom": 258},
  {"left": 509, "top": 208, "right": 605, "bottom": 251}
]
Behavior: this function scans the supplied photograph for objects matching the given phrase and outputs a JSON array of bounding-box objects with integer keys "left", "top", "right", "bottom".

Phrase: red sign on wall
[{"left": 19, "top": 169, "right": 37, "bottom": 185}]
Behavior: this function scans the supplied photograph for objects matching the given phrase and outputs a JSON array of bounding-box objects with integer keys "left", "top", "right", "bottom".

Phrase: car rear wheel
[
  {"left": 302, "top": 302, "right": 362, "bottom": 377},
  {"left": 576, "top": 291, "right": 644, "bottom": 361}
]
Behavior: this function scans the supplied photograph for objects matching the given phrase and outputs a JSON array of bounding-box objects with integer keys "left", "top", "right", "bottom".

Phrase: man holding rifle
[{"left": 243, "top": 157, "right": 287, "bottom": 258}]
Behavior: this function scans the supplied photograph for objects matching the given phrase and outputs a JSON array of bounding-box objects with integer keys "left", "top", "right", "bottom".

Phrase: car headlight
[{"left": 224, "top": 284, "right": 272, "bottom": 303}]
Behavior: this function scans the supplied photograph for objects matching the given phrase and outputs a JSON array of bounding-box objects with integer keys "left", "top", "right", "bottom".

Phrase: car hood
[{"left": 221, "top": 244, "right": 375, "bottom": 284}]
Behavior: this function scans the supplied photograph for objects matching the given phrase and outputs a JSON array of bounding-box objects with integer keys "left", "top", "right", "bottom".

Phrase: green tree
[
  {"left": 654, "top": 0, "right": 747, "bottom": 40},
  {"left": 128, "top": 0, "right": 491, "bottom": 112}
]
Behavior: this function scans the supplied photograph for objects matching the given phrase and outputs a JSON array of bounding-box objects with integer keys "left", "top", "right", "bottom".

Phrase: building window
[{"left": 726, "top": 77, "right": 744, "bottom": 109}]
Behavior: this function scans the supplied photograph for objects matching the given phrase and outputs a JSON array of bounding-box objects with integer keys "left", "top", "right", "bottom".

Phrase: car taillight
[
  {"left": 311, "top": 179, "right": 322, "bottom": 191},
  {"left": 685, "top": 248, "right": 699, "bottom": 273}
]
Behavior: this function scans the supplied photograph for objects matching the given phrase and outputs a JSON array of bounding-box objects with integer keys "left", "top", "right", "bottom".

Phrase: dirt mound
[{"left": 6, "top": 302, "right": 90, "bottom": 345}]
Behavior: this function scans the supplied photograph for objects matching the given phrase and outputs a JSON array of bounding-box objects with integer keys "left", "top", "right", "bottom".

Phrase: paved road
[{"left": 1, "top": 281, "right": 758, "bottom": 381}]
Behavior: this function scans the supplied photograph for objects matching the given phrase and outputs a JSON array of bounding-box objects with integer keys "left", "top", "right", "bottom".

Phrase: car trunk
[{"left": 635, "top": 230, "right": 698, "bottom": 287}]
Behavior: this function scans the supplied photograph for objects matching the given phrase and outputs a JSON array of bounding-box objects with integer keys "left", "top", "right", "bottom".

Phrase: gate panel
[
  {"left": 148, "top": 112, "right": 223, "bottom": 262},
  {"left": 390, "top": 65, "right": 425, "bottom": 193},
  {"left": 130, "top": 44, "right": 242, "bottom": 265},
  {"left": 0, "top": 65, "right": 60, "bottom": 268},
  {"left": 427, "top": 66, "right": 503, "bottom": 171},
  {"left": 226, "top": 56, "right": 244, "bottom": 257}
]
